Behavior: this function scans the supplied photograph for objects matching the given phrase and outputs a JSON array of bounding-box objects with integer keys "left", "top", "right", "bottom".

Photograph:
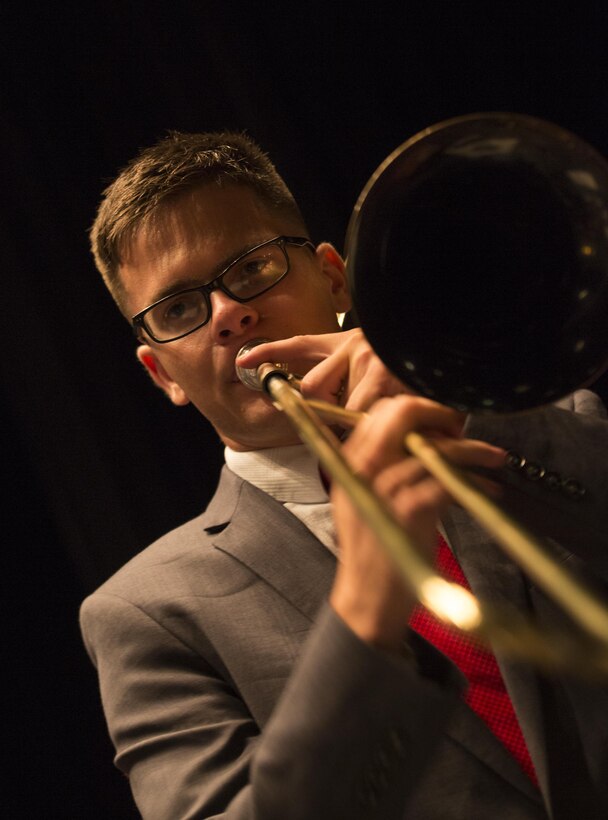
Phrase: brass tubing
[
  {"left": 255, "top": 363, "right": 608, "bottom": 676},
  {"left": 260, "top": 367, "right": 482, "bottom": 633},
  {"left": 404, "top": 431, "right": 608, "bottom": 647}
]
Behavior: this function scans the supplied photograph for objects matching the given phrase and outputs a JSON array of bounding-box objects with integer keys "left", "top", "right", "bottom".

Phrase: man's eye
[
  {"left": 230, "top": 255, "right": 280, "bottom": 293},
  {"left": 159, "top": 294, "right": 202, "bottom": 328},
  {"left": 241, "top": 258, "right": 271, "bottom": 280},
  {"left": 166, "top": 301, "right": 188, "bottom": 319}
]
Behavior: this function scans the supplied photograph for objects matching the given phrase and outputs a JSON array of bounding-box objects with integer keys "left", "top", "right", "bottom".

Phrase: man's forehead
[
  {"left": 118, "top": 184, "right": 298, "bottom": 313},
  {"left": 126, "top": 184, "right": 274, "bottom": 256}
]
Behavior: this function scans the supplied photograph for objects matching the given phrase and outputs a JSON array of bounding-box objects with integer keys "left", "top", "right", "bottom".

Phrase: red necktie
[{"left": 409, "top": 533, "right": 538, "bottom": 786}]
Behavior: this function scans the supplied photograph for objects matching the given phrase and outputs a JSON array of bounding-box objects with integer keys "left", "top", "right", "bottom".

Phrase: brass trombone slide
[{"left": 237, "top": 356, "right": 608, "bottom": 678}]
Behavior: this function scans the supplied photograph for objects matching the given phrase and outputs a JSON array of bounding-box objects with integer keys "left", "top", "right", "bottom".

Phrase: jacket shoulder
[{"left": 82, "top": 468, "right": 250, "bottom": 609}]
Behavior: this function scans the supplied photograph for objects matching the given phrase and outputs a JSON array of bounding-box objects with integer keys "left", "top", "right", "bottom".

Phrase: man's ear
[
  {"left": 136, "top": 345, "right": 190, "bottom": 406},
  {"left": 315, "top": 242, "right": 352, "bottom": 313}
]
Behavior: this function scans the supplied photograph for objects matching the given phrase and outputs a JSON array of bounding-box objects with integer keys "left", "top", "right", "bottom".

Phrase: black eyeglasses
[{"left": 131, "top": 235, "right": 315, "bottom": 343}]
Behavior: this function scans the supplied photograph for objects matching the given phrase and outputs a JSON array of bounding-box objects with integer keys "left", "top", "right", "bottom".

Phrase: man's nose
[{"left": 208, "top": 289, "right": 259, "bottom": 340}]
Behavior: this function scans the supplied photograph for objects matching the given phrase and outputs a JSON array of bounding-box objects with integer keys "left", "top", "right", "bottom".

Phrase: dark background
[{"left": 3, "top": 3, "right": 608, "bottom": 817}]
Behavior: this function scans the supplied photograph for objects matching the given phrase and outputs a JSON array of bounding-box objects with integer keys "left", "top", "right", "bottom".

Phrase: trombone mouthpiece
[{"left": 235, "top": 338, "right": 289, "bottom": 392}]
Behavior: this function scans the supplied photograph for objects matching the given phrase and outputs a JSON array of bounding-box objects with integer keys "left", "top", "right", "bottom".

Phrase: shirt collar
[{"left": 224, "top": 444, "right": 329, "bottom": 504}]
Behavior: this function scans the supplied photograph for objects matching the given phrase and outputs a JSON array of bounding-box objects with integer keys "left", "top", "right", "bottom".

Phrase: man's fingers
[
  {"left": 343, "top": 357, "right": 410, "bottom": 412},
  {"left": 344, "top": 397, "right": 467, "bottom": 479},
  {"left": 299, "top": 341, "right": 350, "bottom": 404},
  {"left": 235, "top": 333, "right": 342, "bottom": 370},
  {"left": 373, "top": 458, "right": 429, "bottom": 496},
  {"left": 421, "top": 436, "right": 506, "bottom": 470}
]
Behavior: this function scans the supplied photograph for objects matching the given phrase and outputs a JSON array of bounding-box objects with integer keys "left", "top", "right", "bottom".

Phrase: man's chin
[{"left": 216, "top": 392, "right": 301, "bottom": 450}]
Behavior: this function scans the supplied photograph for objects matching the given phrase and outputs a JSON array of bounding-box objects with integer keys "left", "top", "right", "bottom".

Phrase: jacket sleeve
[
  {"left": 80, "top": 593, "right": 461, "bottom": 820},
  {"left": 464, "top": 389, "right": 608, "bottom": 577}
]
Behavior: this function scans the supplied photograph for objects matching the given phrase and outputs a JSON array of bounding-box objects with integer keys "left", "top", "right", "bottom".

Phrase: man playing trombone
[{"left": 81, "top": 131, "right": 608, "bottom": 819}]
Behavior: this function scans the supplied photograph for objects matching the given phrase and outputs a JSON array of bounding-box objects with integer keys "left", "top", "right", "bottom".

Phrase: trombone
[{"left": 237, "top": 113, "right": 608, "bottom": 678}]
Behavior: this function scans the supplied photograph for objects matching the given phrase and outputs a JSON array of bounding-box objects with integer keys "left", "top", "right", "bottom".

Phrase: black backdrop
[{"left": 3, "top": 3, "right": 608, "bottom": 817}]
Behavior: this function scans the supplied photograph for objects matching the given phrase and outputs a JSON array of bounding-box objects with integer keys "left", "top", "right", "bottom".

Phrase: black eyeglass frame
[{"left": 131, "top": 235, "right": 315, "bottom": 343}]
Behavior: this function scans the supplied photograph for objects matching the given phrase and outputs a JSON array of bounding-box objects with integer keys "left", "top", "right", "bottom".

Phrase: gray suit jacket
[{"left": 80, "top": 391, "right": 608, "bottom": 819}]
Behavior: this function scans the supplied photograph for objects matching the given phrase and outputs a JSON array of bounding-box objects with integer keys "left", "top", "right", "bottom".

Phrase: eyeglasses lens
[
  {"left": 145, "top": 243, "right": 289, "bottom": 341},
  {"left": 223, "top": 244, "right": 287, "bottom": 299}
]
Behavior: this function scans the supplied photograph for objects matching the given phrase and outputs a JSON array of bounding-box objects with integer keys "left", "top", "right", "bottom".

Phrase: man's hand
[
  {"left": 329, "top": 396, "right": 506, "bottom": 653},
  {"left": 235, "top": 328, "right": 408, "bottom": 413}
]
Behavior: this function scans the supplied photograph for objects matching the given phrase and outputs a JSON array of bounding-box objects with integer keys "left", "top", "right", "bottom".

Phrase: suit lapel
[{"left": 203, "top": 467, "right": 336, "bottom": 623}]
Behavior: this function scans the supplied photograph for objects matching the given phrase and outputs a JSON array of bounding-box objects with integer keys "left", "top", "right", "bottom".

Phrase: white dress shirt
[
  {"left": 225, "top": 444, "right": 451, "bottom": 556},
  {"left": 224, "top": 444, "right": 338, "bottom": 554}
]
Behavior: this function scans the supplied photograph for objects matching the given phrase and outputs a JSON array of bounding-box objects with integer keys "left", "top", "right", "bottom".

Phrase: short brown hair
[{"left": 90, "top": 130, "right": 306, "bottom": 315}]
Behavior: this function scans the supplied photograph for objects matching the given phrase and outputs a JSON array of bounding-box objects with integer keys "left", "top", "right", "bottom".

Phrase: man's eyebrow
[{"left": 148, "top": 240, "right": 267, "bottom": 304}]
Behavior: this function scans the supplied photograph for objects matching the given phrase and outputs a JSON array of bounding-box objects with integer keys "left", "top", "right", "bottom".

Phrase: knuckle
[
  {"left": 299, "top": 370, "right": 319, "bottom": 393},
  {"left": 352, "top": 451, "right": 382, "bottom": 479},
  {"left": 290, "top": 333, "right": 308, "bottom": 349}
]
